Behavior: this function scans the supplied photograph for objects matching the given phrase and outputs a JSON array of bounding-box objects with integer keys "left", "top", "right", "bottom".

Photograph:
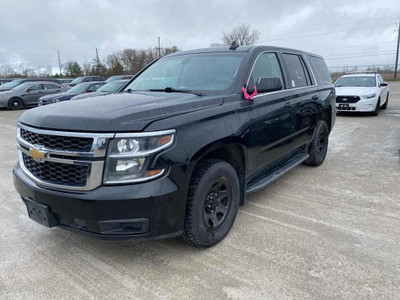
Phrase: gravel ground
[{"left": 0, "top": 83, "right": 399, "bottom": 299}]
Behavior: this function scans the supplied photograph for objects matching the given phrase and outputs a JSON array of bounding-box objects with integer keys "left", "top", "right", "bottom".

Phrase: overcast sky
[{"left": 0, "top": 0, "right": 399, "bottom": 73}]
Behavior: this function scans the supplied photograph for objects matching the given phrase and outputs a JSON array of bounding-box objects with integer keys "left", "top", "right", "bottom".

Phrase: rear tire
[
  {"left": 381, "top": 94, "right": 388, "bottom": 109},
  {"left": 8, "top": 98, "right": 24, "bottom": 110},
  {"left": 372, "top": 98, "right": 380, "bottom": 116},
  {"left": 304, "top": 120, "right": 329, "bottom": 167},
  {"left": 182, "top": 159, "right": 240, "bottom": 247}
]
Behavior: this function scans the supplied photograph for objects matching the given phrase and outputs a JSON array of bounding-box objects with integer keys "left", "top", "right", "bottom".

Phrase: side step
[{"left": 246, "top": 151, "right": 309, "bottom": 194}]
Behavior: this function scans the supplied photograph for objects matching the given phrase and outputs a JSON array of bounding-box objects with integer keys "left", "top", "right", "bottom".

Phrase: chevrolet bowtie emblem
[{"left": 29, "top": 147, "right": 46, "bottom": 163}]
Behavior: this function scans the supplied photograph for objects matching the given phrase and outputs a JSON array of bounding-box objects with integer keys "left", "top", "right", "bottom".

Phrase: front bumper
[
  {"left": 336, "top": 96, "right": 378, "bottom": 112},
  {"left": 13, "top": 163, "right": 187, "bottom": 240}
]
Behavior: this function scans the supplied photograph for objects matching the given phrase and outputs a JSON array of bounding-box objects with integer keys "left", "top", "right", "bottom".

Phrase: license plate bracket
[{"left": 25, "top": 198, "right": 58, "bottom": 228}]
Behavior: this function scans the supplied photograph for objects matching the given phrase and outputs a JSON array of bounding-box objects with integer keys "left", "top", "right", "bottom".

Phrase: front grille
[
  {"left": 23, "top": 153, "right": 89, "bottom": 187},
  {"left": 21, "top": 128, "right": 93, "bottom": 152},
  {"left": 336, "top": 96, "right": 360, "bottom": 103}
]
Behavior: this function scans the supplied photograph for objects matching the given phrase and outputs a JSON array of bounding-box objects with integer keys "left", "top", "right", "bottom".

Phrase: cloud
[{"left": 0, "top": 0, "right": 399, "bottom": 72}]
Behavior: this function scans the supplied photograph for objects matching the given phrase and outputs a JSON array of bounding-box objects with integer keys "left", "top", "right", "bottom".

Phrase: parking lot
[{"left": 0, "top": 82, "right": 399, "bottom": 299}]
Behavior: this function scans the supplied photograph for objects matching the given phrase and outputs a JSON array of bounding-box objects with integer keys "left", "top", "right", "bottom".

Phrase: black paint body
[{"left": 13, "top": 46, "right": 335, "bottom": 240}]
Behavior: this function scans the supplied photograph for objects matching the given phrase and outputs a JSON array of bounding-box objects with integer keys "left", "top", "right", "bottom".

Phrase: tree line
[{"left": 0, "top": 46, "right": 180, "bottom": 78}]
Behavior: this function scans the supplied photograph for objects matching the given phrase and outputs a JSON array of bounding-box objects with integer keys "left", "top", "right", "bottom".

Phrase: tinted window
[
  {"left": 88, "top": 83, "right": 104, "bottom": 92},
  {"left": 70, "top": 77, "right": 85, "bottom": 85},
  {"left": 335, "top": 77, "right": 376, "bottom": 87},
  {"left": 28, "top": 84, "right": 42, "bottom": 91},
  {"left": 43, "top": 84, "right": 59, "bottom": 89},
  {"left": 282, "top": 53, "right": 308, "bottom": 88},
  {"left": 248, "top": 52, "right": 284, "bottom": 90},
  {"left": 309, "top": 56, "right": 332, "bottom": 85},
  {"left": 68, "top": 83, "right": 92, "bottom": 93}
]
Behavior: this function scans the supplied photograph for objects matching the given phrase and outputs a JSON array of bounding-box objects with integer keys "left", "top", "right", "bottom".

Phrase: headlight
[
  {"left": 104, "top": 130, "right": 175, "bottom": 184},
  {"left": 364, "top": 93, "right": 376, "bottom": 99}
]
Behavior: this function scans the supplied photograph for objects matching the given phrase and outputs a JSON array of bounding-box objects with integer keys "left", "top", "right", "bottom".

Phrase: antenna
[{"left": 229, "top": 41, "right": 239, "bottom": 50}]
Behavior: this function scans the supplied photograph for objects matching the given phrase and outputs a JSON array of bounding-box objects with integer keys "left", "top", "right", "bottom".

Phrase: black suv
[{"left": 13, "top": 45, "right": 335, "bottom": 246}]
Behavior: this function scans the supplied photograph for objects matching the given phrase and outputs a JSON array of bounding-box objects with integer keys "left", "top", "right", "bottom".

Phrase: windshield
[
  {"left": 123, "top": 53, "right": 244, "bottom": 94},
  {"left": 13, "top": 82, "right": 34, "bottom": 91},
  {"left": 70, "top": 77, "right": 85, "bottom": 85},
  {"left": 335, "top": 77, "right": 376, "bottom": 87},
  {"left": 67, "top": 83, "right": 91, "bottom": 93},
  {"left": 97, "top": 81, "right": 126, "bottom": 92},
  {"left": 1, "top": 79, "right": 23, "bottom": 89}
]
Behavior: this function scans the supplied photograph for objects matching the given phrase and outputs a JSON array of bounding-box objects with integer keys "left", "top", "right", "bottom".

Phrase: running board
[{"left": 246, "top": 151, "right": 309, "bottom": 194}]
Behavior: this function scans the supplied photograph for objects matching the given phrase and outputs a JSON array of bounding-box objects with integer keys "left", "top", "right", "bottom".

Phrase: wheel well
[
  {"left": 193, "top": 144, "right": 246, "bottom": 206},
  {"left": 9, "top": 97, "right": 24, "bottom": 106},
  {"left": 319, "top": 110, "right": 332, "bottom": 132}
]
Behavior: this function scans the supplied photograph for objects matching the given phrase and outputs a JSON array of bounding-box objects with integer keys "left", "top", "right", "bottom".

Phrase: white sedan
[{"left": 334, "top": 73, "right": 389, "bottom": 115}]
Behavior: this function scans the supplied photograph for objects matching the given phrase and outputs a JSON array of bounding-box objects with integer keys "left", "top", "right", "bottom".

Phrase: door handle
[
  {"left": 312, "top": 95, "right": 319, "bottom": 100},
  {"left": 284, "top": 102, "right": 292, "bottom": 108}
]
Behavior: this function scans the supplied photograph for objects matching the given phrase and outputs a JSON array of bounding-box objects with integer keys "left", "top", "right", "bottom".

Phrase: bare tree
[{"left": 221, "top": 23, "right": 260, "bottom": 46}]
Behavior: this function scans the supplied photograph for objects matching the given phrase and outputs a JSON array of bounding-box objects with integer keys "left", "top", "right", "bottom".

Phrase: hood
[
  {"left": 335, "top": 86, "right": 377, "bottom": 96},
  {"left": 71, "top": 91, "right": 108, "bottom": 100},
  {"left": 19, "top": 92, "right": 223, "bottom": 132},
  {"left": 40, "top": 92, "right": 78, "bottom": 101},
  {"left": 0, "top": 87, "right": 12, "bottom": 91}
]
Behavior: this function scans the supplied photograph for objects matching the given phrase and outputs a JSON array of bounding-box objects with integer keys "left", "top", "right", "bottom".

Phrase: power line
[
  {"left": 325, "top": 52, "right": 396, "bottom": 60},
  {"left": 258, "top": 22, "right": 396, "bottom": 43}
]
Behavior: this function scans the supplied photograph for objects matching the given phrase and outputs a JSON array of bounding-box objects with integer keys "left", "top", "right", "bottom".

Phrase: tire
[
  {"left": 8, "top": 98, "right": 24, "bottom": 110},
  {"left": 182, "top": 159, "right": 240, "bottom": 247},
  {"left": 304, "top": 120, "right": 329, "bottom": 167},
  {"left": 372, "top": 98, "right": 380, "bottom": 116},
  {"left": 381, "top": 94, "right": 388, "bottom": 109}
]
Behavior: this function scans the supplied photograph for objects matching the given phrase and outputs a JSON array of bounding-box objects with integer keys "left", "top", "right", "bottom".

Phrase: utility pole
[
  {"left": 96, "top": 48, "right": 100, "bottom": 64},
  {"left": 57, "top": 50, "right": 62, "bottom": 76},
  {"left": 157, "top": 37, "right": 161, "bottom": 58},
  {"left": 395, "top": 21, "right": 400, "bottom": 80}
]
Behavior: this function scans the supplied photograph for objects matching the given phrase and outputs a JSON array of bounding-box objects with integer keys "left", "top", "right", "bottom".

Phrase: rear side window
[
  {"left": 248, "top": 52, "right": 284, "bottom": 90},
  {"left": 282, "top": 53, "right": 310, "bottom": 88},
  {"left": 309, "top": 56, "right": 332, "bottom": 85},
  {"left": 43, "top": 84, "right": 59, "bottom": 90}
]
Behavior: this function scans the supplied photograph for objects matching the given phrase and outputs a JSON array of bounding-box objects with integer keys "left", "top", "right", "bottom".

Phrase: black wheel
[
  {"left": 182, "top": 159, "right": 240, "bottom": 247},
  {"left": 304, "top": 120, "right": 329, "bottom": 167},
  {"left": 372, "top": 98, "right": 380, "bottom": 116},
  {"left": 8, "top": 98, "right": 24, "bottom": 110},
  {"left": 381, "top": 94, "right": 388, "bottom": 109}
]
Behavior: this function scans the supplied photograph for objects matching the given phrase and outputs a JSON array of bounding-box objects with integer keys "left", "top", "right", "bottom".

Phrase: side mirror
[
  {"left": 254, "top": 77, "right": 283, "bottom": 94},
  {"left": 24, "top": 89, "right": 30, "bottom": 93},
  {"left": 379, "top": 82, "right": 388, "bottom": 87}
]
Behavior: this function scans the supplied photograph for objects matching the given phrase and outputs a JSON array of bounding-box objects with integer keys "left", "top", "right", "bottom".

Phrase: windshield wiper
[{"left": 149, "top": 87, "right": 204, "bottom": 96}]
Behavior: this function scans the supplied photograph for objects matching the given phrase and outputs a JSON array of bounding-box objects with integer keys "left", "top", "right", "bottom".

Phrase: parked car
[
  {"left": 13, "top": 45, "right": 335, "bottom": 246},
  {"left": 105, "top": 75, "right": 134, "bottom": 82},
  {"left": 58, "top": 78, "right": 74, "bottom": 84},
  {"left": 0, "top": 81, "right": 67, "bottom": 110},
  {"left": 335, "top": 73, "right": 389, "bottom": 115},
  {"left": 68, "top": 76, "right": 105, "bottom": 87},
  {"left": 71, "top": 79, "right": 129, "bottom": 100},
  {"left": 38, "top": 81, "right": 105, "bottom": 106},
  {"left": 0, "top": 78, "right": 62, "bottom": 91},
  {"left": 0, "top": 79, "right": 13, "bottom": 86}
]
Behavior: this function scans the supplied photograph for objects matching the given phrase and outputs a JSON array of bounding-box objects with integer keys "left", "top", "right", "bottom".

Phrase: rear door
[
  {"left": 247, "top": 52, "right": 296, "bottom": 175},
  {"left": 281, "top": 53, "right": 321, "bottom": 149}
]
